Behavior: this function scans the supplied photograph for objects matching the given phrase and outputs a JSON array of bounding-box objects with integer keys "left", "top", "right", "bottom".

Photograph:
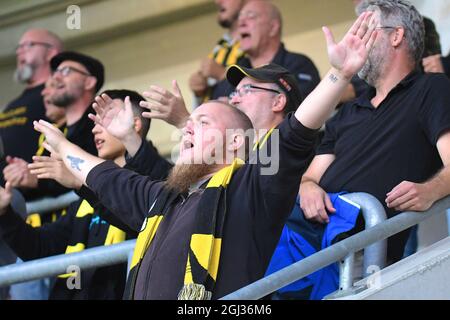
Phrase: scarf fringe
[{"left": 178, "top": 283, "right": 212, "bottom": 300}]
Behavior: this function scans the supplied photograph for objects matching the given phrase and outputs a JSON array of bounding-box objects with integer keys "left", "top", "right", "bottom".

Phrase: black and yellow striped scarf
[
  {"left": 58, "top": 199, "right": 126, "bottom": 278},
  {"left": 201, "top": 37, "right": 243, "bottom": 103},
  {"left": 125, "top": 159, "right": 244, "bottom": 300}
]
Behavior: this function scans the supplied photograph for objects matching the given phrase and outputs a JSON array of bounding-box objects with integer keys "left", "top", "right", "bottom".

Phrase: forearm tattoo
[
  {"left": 67, "top": 155, "right": 85, "bottom": 171},
  {"left": 329, "top": 73, "right": 339, "bottom": 83}
]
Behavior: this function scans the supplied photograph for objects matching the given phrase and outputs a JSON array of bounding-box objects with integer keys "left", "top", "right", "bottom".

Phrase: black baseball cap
[
  {"left": 226, "top": 63, "right": 303, "bottom": 113},
  {"left": 50, "top": 51, "right": 104, "bottom": 93}
]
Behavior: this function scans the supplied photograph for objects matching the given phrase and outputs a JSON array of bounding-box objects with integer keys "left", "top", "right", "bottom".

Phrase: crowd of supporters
[{"left": 0, "top": 0, "right": 449, "bottom": 300}]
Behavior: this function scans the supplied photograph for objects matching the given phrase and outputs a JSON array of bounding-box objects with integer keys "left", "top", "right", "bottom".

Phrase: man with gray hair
[
  {"left": 0, "top": 29, "right": 63, "bottom": 186},
  {"left": 267, "top": 0, "right": 450, "bottom": 299}
]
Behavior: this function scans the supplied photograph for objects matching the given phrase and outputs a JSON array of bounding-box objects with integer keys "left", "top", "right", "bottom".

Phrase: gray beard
[
  {"left": 13, "top": 64, "right": 33, "bottom": 84},
  {"left": 358, "top": 56, "right": 382, "bottom": 87}
]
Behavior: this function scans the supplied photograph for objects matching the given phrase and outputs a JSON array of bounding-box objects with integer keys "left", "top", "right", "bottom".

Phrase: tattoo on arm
[
  {"left": 329, "top": 73, "right": 339, "bottom": 83},
  {"left": 67, "top": 155, "right": 85, "bottom": 171}
]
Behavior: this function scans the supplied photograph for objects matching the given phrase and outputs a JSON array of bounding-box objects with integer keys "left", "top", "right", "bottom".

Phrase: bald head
[
  {"left": 243, "top": 0, "right": 283, "bottom": 36},
  {"left": 203, "top": 100, "right": 253, "bottom": 132},
  {"left": 20, "top": 29, "right": 63, "bottom": 52},
  {"left": 15, "top": 29, "right": 63, "bottom": 86}
]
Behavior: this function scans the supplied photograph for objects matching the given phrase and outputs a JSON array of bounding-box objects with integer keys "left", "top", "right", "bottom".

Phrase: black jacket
[
  {"left": 86, "top": 114, "right": 317, "bottom": 299},
  {"left": 0, "top": 139, "right": 172, "bottom": 299}
]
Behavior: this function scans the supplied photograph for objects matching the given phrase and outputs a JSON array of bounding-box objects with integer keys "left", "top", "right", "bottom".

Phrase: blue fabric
[{"left": 265, "top": 193, "right": 360, "bottom": 300}]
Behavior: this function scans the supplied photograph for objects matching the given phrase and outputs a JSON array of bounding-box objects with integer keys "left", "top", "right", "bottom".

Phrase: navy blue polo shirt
[{"left": 318, "top": 71, "right": 450, "bottom": 217}]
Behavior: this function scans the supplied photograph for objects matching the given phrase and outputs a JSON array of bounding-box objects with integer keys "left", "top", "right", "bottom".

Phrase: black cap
[
  {"left": 226, "top": 63, "right": 303, "bottom": 113},
  {"left": 50, "top": 51, "right": 104, "bottom": 93}
]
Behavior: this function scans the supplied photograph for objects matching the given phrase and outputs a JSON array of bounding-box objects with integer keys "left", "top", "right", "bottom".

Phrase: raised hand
[
  {"left": 200, "top": 58, "right": 226, "bottom": 81},
  {"left": 90, "top": 94, "right": 135, "bottom": 140},
  {"left": 0, "top": 182, "right": 12, "bottom": 216},
  {"left": 33, "top": 120, "right": 67, "bottom": 155},
  {"left": 323, "top": 11, "right": 378, "bottom": 79},
  {"left": 141, "top": 80, "right": 190, "bottom": 129},
  {"left": 189, "top": 72, "right": 208, "bottom": 97},
  {"left": 423, "top": 54, "right": 445, "bottom": 74},
  {"left": 28, "top": 156, "right": 82, "bottom": 190}
]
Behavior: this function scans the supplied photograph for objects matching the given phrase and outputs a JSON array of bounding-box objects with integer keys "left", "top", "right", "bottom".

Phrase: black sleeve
[
  {"left": 86, "top": 161, "right": 163, "bottom": 232},
  {"left": 315, "top": 109, "right": 342, "bottom": 155},
  {"left": 125, "top": 139, "right": 173, "bottom": 180},
  {"left": 75, "top": 185, "right": 101, "bottom": 207},
  {"left": 418, "top": 74, "right": 450, "bottom": 144},
  {"left": 0, "top": 204, "right": 75, "bottom": 261},
  {"left": 245, "top": 113, "right": 318, "bottom": 223}
]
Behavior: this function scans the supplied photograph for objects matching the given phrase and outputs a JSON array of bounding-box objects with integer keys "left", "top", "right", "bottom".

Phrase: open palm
[
  {"left": 90, "top": 94, "right": 134, "bottom": 140},
  {"left": 324, "top": 11, "right": 378, "bottom": 79}
]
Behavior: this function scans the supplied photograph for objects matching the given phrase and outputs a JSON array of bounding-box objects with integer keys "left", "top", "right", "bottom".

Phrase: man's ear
[
  {"left": 391, "top": 26, "right": 405, "bottom": 48},
  {"left": 45, "top": 48, "right": 59, "bottom": 63},
  {"left": 134, "top": 117, "right": 143, "bottom": 136},
  {"left": 271, "top": 93, "right": 287, "bottom": 113},
  {"left": 269, "top": 19, "right": 281, "bottom": 37},
  {"left": 84, "top": 76, "right": 97, "bottom": 92},
  {"left": 227, "top": 131, "right": 247, "bottom": 153}
]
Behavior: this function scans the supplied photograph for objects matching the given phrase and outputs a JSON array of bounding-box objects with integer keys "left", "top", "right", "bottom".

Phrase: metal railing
[
  {"left": 25, "top": 191, "right": 80, "bottom": 214},
  {"left": 338, "top": 193, "right": 387, "bottom": 292},
  {"left": 220, "top": 195, "right": 450, "bottom": 300},
  {"left": 1, "top": 193, "right": 448, "bottom": 298},
  {"left": 0, "top": 240, "right": 136, "bottom": 287}
]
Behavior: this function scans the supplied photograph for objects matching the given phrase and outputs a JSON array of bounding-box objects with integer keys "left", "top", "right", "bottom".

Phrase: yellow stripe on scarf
[
  {"left": 189, "top": 234, "right": 222, "bottom": 281},
  {"left": 207, "top": 158, "right": 244, "bottom": 188},
  {"left": 129, "top": 214, "right": 163, "bottom": 270}
]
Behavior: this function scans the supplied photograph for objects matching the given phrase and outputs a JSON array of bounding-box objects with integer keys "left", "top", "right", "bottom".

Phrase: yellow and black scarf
[{"left": 125, "top": 159, "right": 244, "bottom": 300}]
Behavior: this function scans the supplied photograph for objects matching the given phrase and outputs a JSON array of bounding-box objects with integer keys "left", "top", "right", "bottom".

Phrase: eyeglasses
[
  {"left": 229, "top": 84, "right": 281, "bottom": 100},
  {"left": 16, "top": 41, "right": 52, "bottom": 51},
  {"left": 375, "top": 26, "right": 399, "bottom": 31},
  {"left": 52, "top": 66, "right": 91, "bottom": 77},
  {"left": 238, "top": 10, "right": 259, "bottom": 21}
]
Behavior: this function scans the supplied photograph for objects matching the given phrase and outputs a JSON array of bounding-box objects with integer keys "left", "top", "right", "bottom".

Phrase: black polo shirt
[
  {"left": 319, "top": 71, "right": 450, "bottom": 211},
  {"left": 316, "top": 72, "right": 450, "bottom": 260},
  {"left": 0, "top": 84, "right": 48, "bottom": 177}
]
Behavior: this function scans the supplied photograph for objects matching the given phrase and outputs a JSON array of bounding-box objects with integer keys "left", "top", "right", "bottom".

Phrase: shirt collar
[{"left": 351, "top": 70, "right": 421, "bottom": 109}]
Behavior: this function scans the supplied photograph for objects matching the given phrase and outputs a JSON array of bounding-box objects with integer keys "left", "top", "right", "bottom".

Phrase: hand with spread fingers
[
  {"left": 90, "top": 94, "right": 135, "bottom": 140},
  {"left": 28, "top": 155, "right": 82, "bottom": 190},
  {"left": 323, "top": 11, "right": 378, "bottom": 79},
  {"left": 141, "top": 80, "right": 190, "bottom": 129},
  {"left": 0, "top": 182, "right": 12, "bottom": 216}
]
